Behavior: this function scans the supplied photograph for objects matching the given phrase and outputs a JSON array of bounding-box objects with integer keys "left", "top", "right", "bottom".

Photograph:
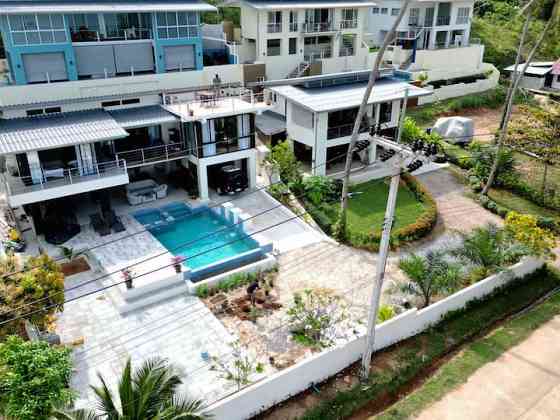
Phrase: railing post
[
  {"left": 165, "top": 144, "right": 169, "bottom": 161},
  {"left": 68, "top": 169, "right": 73, "bottom": 184},
  {"left": 141, "top": 148, "right": 145, "bottom": 164},
  {"left": 96, "top": 163, "right": 100, "bottom": 177}
]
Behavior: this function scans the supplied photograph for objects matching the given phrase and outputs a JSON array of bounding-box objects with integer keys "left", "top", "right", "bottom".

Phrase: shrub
[
  {"left": 401, "top": 117, "right": 442, "bottom": 147},
  {"left": 469, "top": 142, "right": 516, "bottom": 184},
  {"left": 302, "top": 176, "right": 338, "bottom": 206},
  {"left": 377, "top": 305, "right": 396, "bottom": 323},
  {"left": 266, "top": 140, "right": 302, "bottom": 186},
  {"left": 0, "top": 336, "right": 73, "bottom": 420},
  {"left": 504, "top": 212, "right": 557, "bottom": 260}
]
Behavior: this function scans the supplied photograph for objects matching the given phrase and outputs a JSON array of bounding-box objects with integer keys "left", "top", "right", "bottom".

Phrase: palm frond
[
  {"left": 50, "top": 407, "right": 99, "bottom": 420},
  {"left": 91, "top": 371, "right": 119, "bottom": 418}
]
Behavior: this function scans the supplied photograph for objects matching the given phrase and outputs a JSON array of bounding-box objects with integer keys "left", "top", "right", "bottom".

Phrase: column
[
  {"left": 197, "top": 162, "right": 209, "bottom": 201},
  {"left": 26, "top": 151, "right": 43, "bottom": 185},
  {"left": 429, "top": 3, "right": 439, "bottom": 50},
  {"left": 247, "top": 152, "right": 257, "bottom": 189}
]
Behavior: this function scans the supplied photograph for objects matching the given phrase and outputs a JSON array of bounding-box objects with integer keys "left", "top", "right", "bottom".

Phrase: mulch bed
[{"left": 61, "top": 257, "right": 91, "bottom": 277}]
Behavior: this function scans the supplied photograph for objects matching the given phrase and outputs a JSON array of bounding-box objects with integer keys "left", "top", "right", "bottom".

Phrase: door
[
  {"left": 22, "top": 52, "right": 68, "bottom": 83},
  {"left": 75, "top": 45, "right": 116, "bottom": 77},
  {"left": 163, "top": 45, "right": 195, "bottom": 71},
  {"left": 114, "top": 43, "right": 155, "bottom": 73}
]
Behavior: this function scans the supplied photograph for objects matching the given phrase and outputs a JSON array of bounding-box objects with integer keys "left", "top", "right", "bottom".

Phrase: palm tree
[{"left": 52, "top": 358, "right": 209, "bottom": 420}]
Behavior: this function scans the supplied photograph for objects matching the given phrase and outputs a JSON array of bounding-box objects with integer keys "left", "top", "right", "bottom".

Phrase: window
[
  {"left": 156, "top": 12, "right": 198, "bottom": 39},
  {"left": 381, "top": 8, "right": 388, "bottom": 15},
  {"left": 409, "top": 8, "right": 420, "bottom": 26},
  {"left": 8, "top": 14, "right": 67, "bottom": 45},
  {"left": 267, "top": 11, "right": 282, "bottom": 33},
  {"left": 379, "top": 102, "right": 392, "bottom": 124},
  {"left": 266, "top": 39, "right": 281, "bottom": 56},
  {"left": 289, "top": 10, "right": 298, "bottom": 32},
  {"left": 372, "top": 7, "right": 380, "bottom": 14},
  {"left": 391, "top": 8, "right": 400, "bottom": 16},
  {"left": 101, "top": 98, "right": 140, "bottom": 108},
  {"left": 289, "top": 37, "right": 297, "bottom": 55},
  {"left": 122, "top": 98, "right": 141, "bottom": 105},
  {"left": 341, "top": 8, "right": 358, "bottom": 29},
  {"left": 26, "top": 106, "right": 61, "bottom": 116},
  {"left": 456, "top": 7, "right": 470, "bottom": 24},
  {"left": 68, "top": 14, "right": 100, "bottom": 35},
  {"left": 101, "top": 100, "right": 122, "bottom": 108},
  {"left": 339, "top": 34, "right": 355, "bottom": 57}
]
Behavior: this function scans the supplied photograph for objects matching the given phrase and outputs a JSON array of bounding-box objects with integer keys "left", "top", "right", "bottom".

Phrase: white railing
[
  {"left": 116, "top": 142, "right": 189, "bottom": 168},
  {"left": 164, "top": 89, "right": 267, "bottom": 116},
  {"left": 5, "top": 159, "right": 127, "bottom": 196},
  {"left": 267, "top": 23, "right": 282, "bottom": 34},
  {"left": 302, "top": 21, "right": 335, "bottom": 33},
  {"left": 304, "top": 47, "right": 333, "bottom": 62},
  {"left": 339, "top": 20, "right": 358, "bottom": 29},
  {"left": 289, "top": 22, "right": 299, "bottom": 32}
]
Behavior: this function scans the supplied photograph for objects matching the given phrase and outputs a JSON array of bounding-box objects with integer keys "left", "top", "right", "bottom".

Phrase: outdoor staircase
[
  {"left": 287, "top": 62, "right": 311, "bottom": 79},
  {"left": 119, "top": 275, "right": 189, "bottom": 314}
]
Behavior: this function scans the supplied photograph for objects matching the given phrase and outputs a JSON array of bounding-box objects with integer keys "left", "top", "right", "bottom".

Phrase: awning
[
  {"left": 0, "top": 0, "right": 217, "bottom": 14},
  {"left": 109, "top": 105, "right": 178, "bottom": 129},
  {"left": 256, "top": 111, "right": 286, "bottom": 136},
  {"left": 0, "top": 109, "right": 128, "bottom": 155}
]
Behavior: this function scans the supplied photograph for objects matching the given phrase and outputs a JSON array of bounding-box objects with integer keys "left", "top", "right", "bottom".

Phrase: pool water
[{"left": 134, "top": 203, "right": 259, "bottom": 270}]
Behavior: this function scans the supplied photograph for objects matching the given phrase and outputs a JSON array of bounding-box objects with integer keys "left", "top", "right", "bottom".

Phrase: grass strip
[{"left": 300, "top": 265, "right": 560, "bottom": 420}]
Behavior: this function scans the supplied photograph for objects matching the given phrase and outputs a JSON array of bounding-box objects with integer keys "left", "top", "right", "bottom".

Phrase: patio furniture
[
  {"left": 126, "top": 180, "right": 168, "bottom": 206},
  {"left": 104, "top": 210, "right": 126, "bottom": 233},
  {"left": 90, "top": 213, "right": 111, "bottom": 236}
]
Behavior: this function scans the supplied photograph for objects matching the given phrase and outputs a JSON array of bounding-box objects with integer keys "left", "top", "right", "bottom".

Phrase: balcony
[
  {"left": 327, "top": 123, "right": 369, "bottom": 140},
  {"left": 70, "top": 27, "right": 153, "bottom": 43},
  {"left": 195, "top": 135, "right": 255, "bottom": 158},
  {"left": 5, "top": 160, "right": 129, "bottom": 207},
  {"left": 436, "top": 16, "right": 451, "bottom": 26},
  {"left": 115, "top": 142, "right": 189, "bottom": 169},
  {"left": 302, "top": 22, "right": 335, "bottom": 33},
  {"left": 289, "top": 22, "right": 299, "bottom": 32},
  {"left": 304, "top": 47, "right": 332, "bottom": 62},
  {"left": 339, "top": 20, "right": 358, "bottom": 30},
  {"left": 267, "top": 23, "right": 283, "bottom": 34}
]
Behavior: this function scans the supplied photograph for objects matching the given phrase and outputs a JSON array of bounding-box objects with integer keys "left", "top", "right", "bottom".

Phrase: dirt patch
[{"left": 60, "top": 257, "right": 90, "bottom": 277}]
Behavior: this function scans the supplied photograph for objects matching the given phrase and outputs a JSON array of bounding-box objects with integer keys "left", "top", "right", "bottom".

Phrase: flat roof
[
  {"left": 503, "top": 62, "right": 554, "bottom": 76},
  {"left": 256, "top": 110, "right": 286, "bottom": 136},
  {"left": 108, "top": 105, "right": 178, "bottom": 129},
  {"left": 223, "top": 0, "right": 377, "bottom": 9},
  {"left": 0, "top": 0, "right": 217, "bottom": 14},
  {"left": 0, "top": 109, "right": 128, "bottom": 155},
  {"left": 269, "top": 78, "right": 431, "bottom": 113}
]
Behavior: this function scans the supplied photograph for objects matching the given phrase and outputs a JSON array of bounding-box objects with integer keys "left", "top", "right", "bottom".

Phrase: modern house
[
  {"left": 268, "top": 70, "right": 431, "bottom": 176},
  {"left": 503, "top": 60, "right": 560, "bottom": 92},
  {"left": 0, "top": 0, "right": 216, "bottom": 85},
  {"left": 223, "top": 0, "right": 378, "bottom": 80}
]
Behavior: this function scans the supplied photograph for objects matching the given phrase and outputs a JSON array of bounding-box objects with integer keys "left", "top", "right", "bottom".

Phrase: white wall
[
  {"left": 0, "top": 65, "right": 244, "bottom": 108},
  {"left": 551, "top": 74, "right": 560, "bottom": 90},
  {"left": 410, "top": 44, "right": 484, "bottom": 77},
  {"left": 206, "top": 257, "right": 544, "bottom": 420}
]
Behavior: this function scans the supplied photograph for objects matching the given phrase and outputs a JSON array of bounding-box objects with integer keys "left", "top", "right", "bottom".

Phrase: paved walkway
[{"left": 415, "top": 315, "right": 560, "bottom": 420}]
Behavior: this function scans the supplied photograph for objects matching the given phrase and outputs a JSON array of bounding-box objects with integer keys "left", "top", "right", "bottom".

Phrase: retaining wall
[{"left": 206, "top": 257, "right": 544, "bottom": 419}]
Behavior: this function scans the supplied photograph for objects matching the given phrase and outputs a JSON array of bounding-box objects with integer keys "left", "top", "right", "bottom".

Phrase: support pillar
[{"left": 197, "top": 162, "right": 209, "bottom": 201}]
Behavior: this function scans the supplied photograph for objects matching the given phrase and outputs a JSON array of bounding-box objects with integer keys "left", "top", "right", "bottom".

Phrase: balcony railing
[
  {"left": 456, "top": 16, "right": 470, "bottom": 24},
  {"left": 304, "top": 47, "right": 332, "bottom": 62},
  {"left": 436, "top": 16, "right": 451, "bottom": 26},
  {"left": 196, "top": 135, "right": 255, "bottom": 158},
  {"left": 327, "top": 123, "right": 369, "bottom": 140},
  {"left": 115, "top": 142, "right": 189, "bottom": 168},
  {"left": 70, "top": 27, "right": 153, "bottom": 42},
  {"left": 267, "top": 23, "right": 282, "bottom": 33},
  {"left": 340, "top": 20, "right": 358, "bottom": 29},
  {"left": 5, "top": 160, "right": 127, "bottom": 196},
  {"left": 302, "top": 22, "right": 335, "bottom": 33},
  {"left": 289, "top": 22, "right": 299, "bottom": 32}
]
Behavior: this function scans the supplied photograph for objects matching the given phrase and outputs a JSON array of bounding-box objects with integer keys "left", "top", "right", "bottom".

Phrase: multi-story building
[
  {"left": 224, "top": 0, "right": 378, "bottom": 80},
  {"left": 268, "top": 70, "right": 431, "bottom": 176},
  {"left": 0, "top": 0, "right": 218, "bottom": 85}
]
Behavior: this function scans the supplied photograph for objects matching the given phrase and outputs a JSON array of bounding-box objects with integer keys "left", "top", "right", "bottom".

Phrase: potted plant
[
  {"left": 122, "top": 268, "right": 134, "bottom": 289},
  {"left": 171, "top": 256, "right": 185, "bottom": 273}
]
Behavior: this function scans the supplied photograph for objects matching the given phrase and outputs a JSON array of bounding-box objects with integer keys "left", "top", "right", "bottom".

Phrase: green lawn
[
  {"left": 332, "top": 180, "right": 427, "bottom": 236},
  {"left": 488, "top": 188, "right": 560, "bottom": 219},
  {"left": 376, "top": 271, "right": 560, "bottom": 420},
  {"left": 514, "top": 152, "right": 560, "bottom": 192}
]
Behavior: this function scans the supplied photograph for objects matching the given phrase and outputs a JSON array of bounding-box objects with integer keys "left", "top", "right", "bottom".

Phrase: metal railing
[
  {"left": 340, "top": 20, "right": 358, "bottom": 29},
  {"left": 5, "top": 159, "right": 127, "bottom": 196},
  {"left": 164, "top": 90, "right": 268, "bottom": 117},
  {"left": 70, "top": 27, "right": 153, "bottom": 42},
  {"left": 289, "top": 22, "right": 299, "bottom": 32},
  {"left": 304, "top": 47, "right": 333, "bottom": 62},
  {"left": 327, "top": 123, "right": 369, "bottom": 140},
  {"left": 302, "top": 21, "right": 335, "bottom": 33},
  {"left": 436, "top": 16, "right": 451, "bottom": 26},
  {"left": 196, "top": 135, "right": 255, "bottom": 158},
  {"left": 456, "top": 16, "right": 470, "bottom": 24},
  {"left": 267, "top": 23, "right": 282, "bottom": 33},
  {"left": 116, "top": 142, "right": 189, "bottom": 168}
]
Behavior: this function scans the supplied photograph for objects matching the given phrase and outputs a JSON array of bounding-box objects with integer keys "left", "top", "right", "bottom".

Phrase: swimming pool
[{"left": 133, "top": 202, "right": 261, "bottom": 273}]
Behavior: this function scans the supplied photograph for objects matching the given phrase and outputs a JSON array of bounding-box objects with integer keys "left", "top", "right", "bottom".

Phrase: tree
[
  {"left": 338, "top": 0, "right": 413, "bottom": 240},
  {"left": 0, "top": 336, "right": 73, "bottom": 420},
  {"left": 399, "top": 251, "right": 462, "bottom": 307},
  {"left": 52, "top": 358, "right": 208, "bottom": 420},
  {"left": 482, "top": 1, "right": 559, "bottom": 195},
  {"left": 0, "top": 253, "right": 65, "bottom": 336}
]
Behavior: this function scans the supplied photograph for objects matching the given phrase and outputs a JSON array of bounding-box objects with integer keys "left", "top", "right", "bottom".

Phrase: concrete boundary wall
[{"left": 206, "top": 257, "right": 544, "bottom": 420}]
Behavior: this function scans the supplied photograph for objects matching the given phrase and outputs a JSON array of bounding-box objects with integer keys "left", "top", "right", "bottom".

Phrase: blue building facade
[{"left": 0, "top": 1, "right": 215, "bottom": 85}]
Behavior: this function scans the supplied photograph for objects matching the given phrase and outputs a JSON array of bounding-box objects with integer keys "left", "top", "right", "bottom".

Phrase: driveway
[{"left": 415, "top": 314, "right": 560, "bottom": 420}]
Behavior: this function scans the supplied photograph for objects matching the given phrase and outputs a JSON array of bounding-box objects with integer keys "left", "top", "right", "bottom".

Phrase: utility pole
[{"left": 360, "top": 87, "right": 409, "bottom": 380}]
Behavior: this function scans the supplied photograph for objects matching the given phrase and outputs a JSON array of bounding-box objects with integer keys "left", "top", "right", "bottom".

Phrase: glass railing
[
  {"left": 289, "top": 22, "right": 299, "bottom": 32},
  {"left": 436, "top": 16, "right": 451, "bottom": 26},
  {"left": 70, "top": 27, "right": 153, "bottom": 42},
  {"left": 302, "top": 22, "right": 334, "bottom": 33},
  {"left": 197, "top": 135, "right": 255, "bottom": 158},
  {"left": 267, "top": 23, "right": 282, "bottom": 33},
  {"left": 327, "top": 123, "right": 369, "bottom": 140},
  {"left": 340, "top": 20, "right": 358, "bottom": 29},
  {"left": 115, "top": 143, "right": 188, "bottom": 168}
]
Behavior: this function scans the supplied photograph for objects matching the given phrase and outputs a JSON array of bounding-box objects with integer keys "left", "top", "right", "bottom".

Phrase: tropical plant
[
  {"left": 302, "top": 176, "right": 338, "bottom": 206},
  {"left": 287, "top": 289, "right": 347, "bottom": 348},
  {"left": 0, "top": 253, "right": 65, "bottom": 336},
  {"left": 399, "top": 251, "right": 462, "bottom": 307},
  {"left": 469, "top": 142, "right": 516, "bottom": 184},
  {"left": 505, "top": 212, "right": 557, "bottom": 259},
  {"left": 452, "top": 223, "right": 529, "bottom": 275},
  {"left": 210, "top": 341, "right": 264, "bottom": 391},
  {"left": 52, "top": 358, "right": 208, "bottom": 420},
  {"left": 400, "top": 117, "right": 442, "bottom": 148},
  {"left": 377, "top": 304, "right": 396, "bottom": 323},
  {"left": 0, "top": 336, "right": 73, "bottom": 420},
  {"left": 265, "top": 140, "right": 302, "bottom": 187}
]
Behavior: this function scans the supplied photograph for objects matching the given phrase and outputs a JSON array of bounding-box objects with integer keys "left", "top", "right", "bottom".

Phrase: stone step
[{"left": 119, "top": 281, "right": 189, "bottom": 315}]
